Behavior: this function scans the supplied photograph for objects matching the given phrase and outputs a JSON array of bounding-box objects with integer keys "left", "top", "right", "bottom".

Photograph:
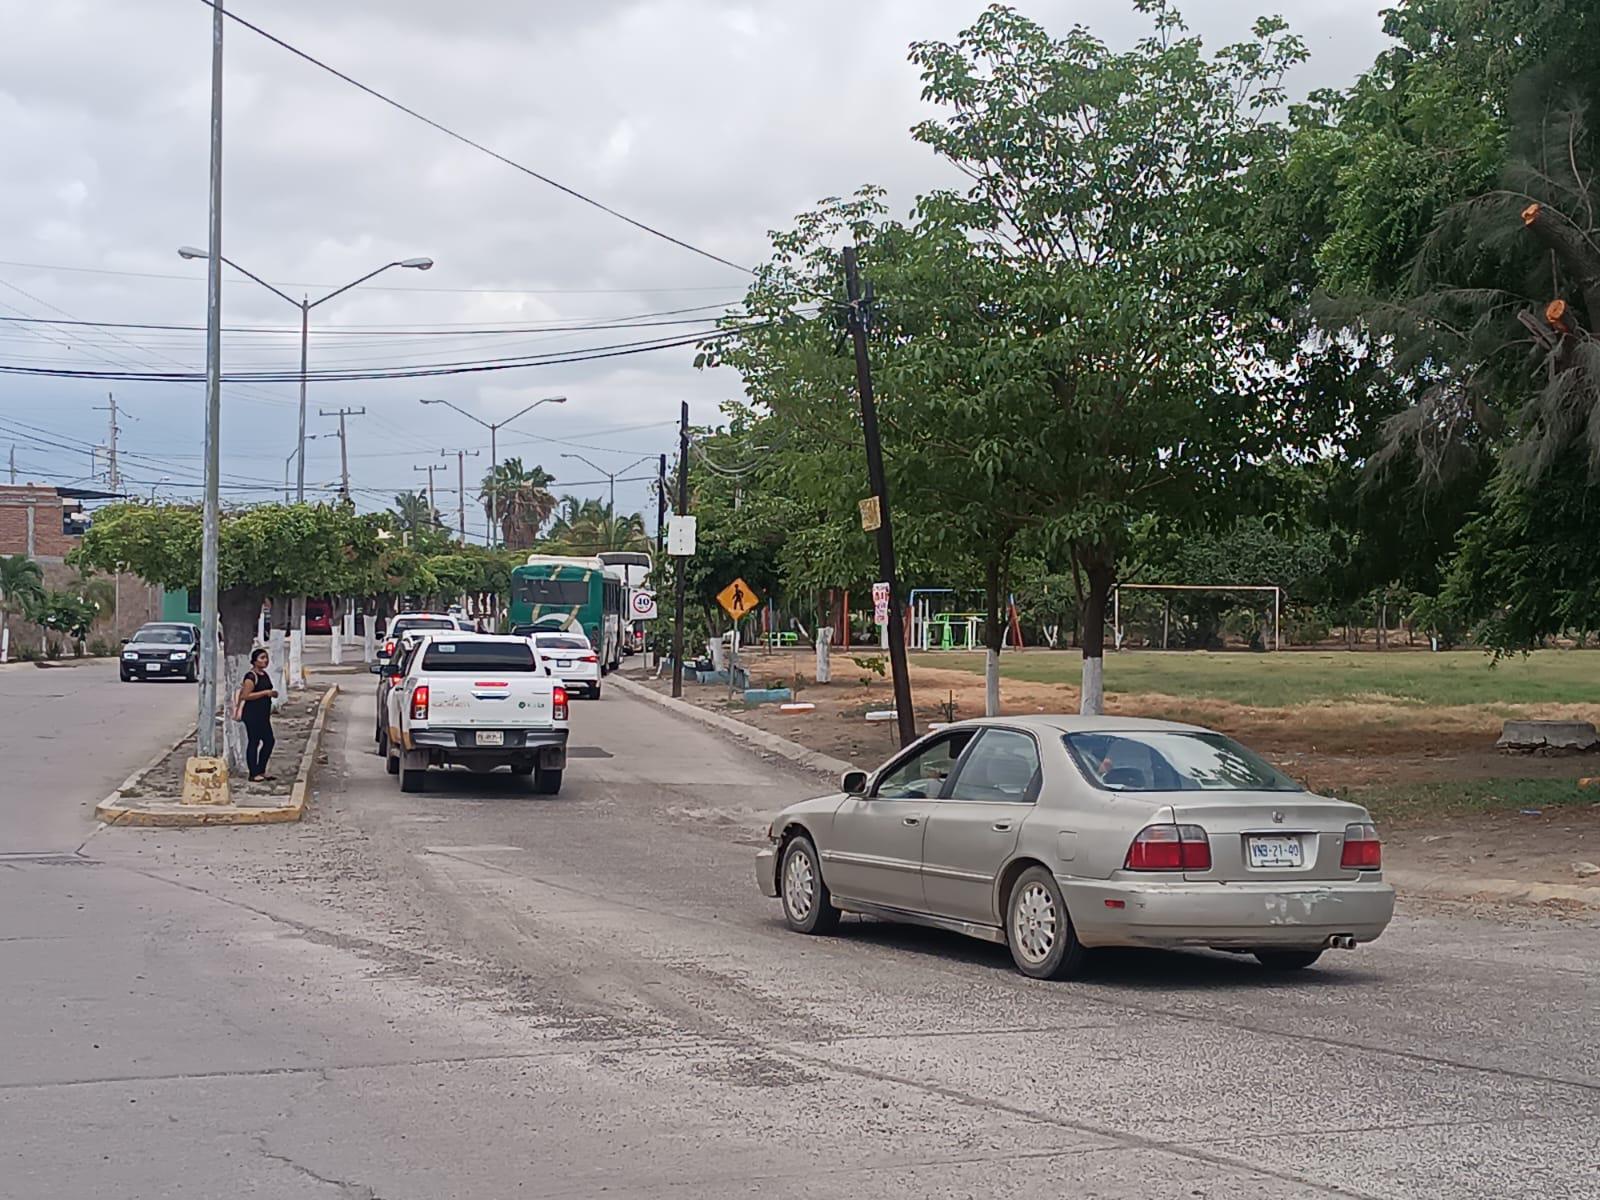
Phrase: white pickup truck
[{"left": 383, "top": 632, "right": 570, "bottom": 794}]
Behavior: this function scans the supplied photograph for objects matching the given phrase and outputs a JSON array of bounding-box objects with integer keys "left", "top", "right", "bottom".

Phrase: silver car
[{"left": 756, "top": 716, "right": 1394, "bottom": 979}]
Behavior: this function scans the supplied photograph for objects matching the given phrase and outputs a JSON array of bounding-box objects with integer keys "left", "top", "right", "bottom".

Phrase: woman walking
[{"left": 236, "top": 648, "right": 278, "bottom": 782}]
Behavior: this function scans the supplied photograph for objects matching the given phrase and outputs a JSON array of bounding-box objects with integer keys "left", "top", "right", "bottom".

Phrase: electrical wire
[{"left": 198, "top": 0, "right": 753, "bottom": 278}]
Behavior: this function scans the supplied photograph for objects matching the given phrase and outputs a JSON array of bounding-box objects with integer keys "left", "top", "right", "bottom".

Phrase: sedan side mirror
[
  {"left": 120, "top": 638, "right": 130, "bottom": 646},
  {"left": 841, "top": 769, "right": 869, "bottom": 796}
]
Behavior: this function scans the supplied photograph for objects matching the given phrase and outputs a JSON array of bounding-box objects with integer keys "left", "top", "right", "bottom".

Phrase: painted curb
[
  {"left": 94, "top": 684, "right": 339, "bottom": 828},
  {"left": 609, "top": 671, "right": 856, "bottom": 781},
  {"left": 1386, "top": 867, "right": 1600, "bottom": 910}
]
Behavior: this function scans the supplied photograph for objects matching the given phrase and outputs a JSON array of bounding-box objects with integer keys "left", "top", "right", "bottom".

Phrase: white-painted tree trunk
[
  {"left": 330, "top": 623, "right": 343, "bottom": 665},
  {"left": 268, "top": 626, "right": 286, "bottom": 676},
  {"left": 1, "top": 623, "right": 9, "bottom": 663},
  {"left": 361, "top": 618, "right": 375, "bottom": 663},
  {"left": 1080, "top": 654, "right": 1105, "bottom": 715},
  {"left": 814, "top": 628, "right": 832, "bottom": 684},
  {"left": 289, "top": 618, "right": 306, "bottom": 690},
  {"left": 221, "top": 650, "right": 249, "bottom": 778},
  {"left": 985, "top": 647, "right": 1001, "bottom": 716}
]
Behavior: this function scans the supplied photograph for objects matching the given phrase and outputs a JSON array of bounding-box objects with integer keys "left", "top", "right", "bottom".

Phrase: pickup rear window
[{"left": 420, "top": 642, "right": 537, "bottom": 672}]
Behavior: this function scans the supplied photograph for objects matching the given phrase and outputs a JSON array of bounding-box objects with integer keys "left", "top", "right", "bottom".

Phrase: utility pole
[
  {"left": 94, "top": 393, "right": 121, "bottom": 493},
  {"left": 320, "top": 406, "right": 365, "bottom": 501},
  {"left": 413, "top": 462, "right": 440, "bottom": 524},
  {"left": 671, "top": 401, "right": 689, "bottom": 699},
  {"left": 196, "top": 0, "right": 225, "bottom": 760},
  {"left": 655, "top": 452, "right": 667, "bottom": 567},
  {"left": 8, "top": 444, "right": 14, "bottom": 485},
  {"left": 843, "top": 246, "right": 916, "bottom": 747},
  {"left": 443, "top": 448, "right": 479, "bottom": 544}
]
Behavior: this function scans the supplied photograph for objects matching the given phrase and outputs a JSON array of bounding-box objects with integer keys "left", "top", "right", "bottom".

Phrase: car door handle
[
  {"left": 902, "top": 816, "right": 921, "bottom": 827},
  {"left": 992, "top": 821, "right": 1014, "bottom": 832}
]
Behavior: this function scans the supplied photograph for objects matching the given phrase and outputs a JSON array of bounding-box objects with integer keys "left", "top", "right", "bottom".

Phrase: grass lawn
[
  {"left": 1344, "top": 777, "right": 1600, "bottom": 824},
  {"left": 911, "top": 648, "right": 1600, "bottom": 708}
]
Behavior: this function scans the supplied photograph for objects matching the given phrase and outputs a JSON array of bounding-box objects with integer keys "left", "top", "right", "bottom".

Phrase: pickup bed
[{"left": 384, "top": 633, "right": 570, "bottom": 794}]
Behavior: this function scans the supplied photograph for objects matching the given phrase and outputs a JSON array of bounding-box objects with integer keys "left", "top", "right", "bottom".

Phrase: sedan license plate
[
  {"left": 475, "top": 730, "right": 504, "bottom": 747},
  {"left": 1247, "top": 835, "right": 1303, "bottom": 869},
  {"left": 144, "top": 663, "right": 162, "bottom": 672},
  {"left": 556, "top": 659, "right": 572, "bottom": 668}
]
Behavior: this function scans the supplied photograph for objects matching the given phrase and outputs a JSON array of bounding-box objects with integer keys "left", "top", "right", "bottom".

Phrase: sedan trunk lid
[{"left": 1164, "top": 792, "right": 1374, "bottom": 883}]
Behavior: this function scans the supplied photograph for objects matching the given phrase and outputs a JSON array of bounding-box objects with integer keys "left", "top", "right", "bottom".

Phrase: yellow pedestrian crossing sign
[{"left": 716, "top": 577, "right": 761, "bottom": 621}]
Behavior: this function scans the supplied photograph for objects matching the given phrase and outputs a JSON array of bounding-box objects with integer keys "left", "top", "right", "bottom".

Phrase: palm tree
[
  {"left": 392, "top": 490, "right": 437, "bottom": 533},
  {"left": 480, "top": 458, "right": 556, "bottom": 548},
  {"left": 546, "top": 510, "right": 649, "bottom": 555},
  {"left": 0, "top": 554, "right": 44, "bottom": 656}
]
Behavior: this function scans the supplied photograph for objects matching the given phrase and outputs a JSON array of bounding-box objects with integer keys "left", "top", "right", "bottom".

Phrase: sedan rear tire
[
  {"left": 1005, "top": 866, "right": 1088, "bottom": 981},
  {"left": 1254, "top": 949, "right": 1323, "bottom": 971},
  {"left": 780, "top": 836, "right": 839, "bottom": 935}
]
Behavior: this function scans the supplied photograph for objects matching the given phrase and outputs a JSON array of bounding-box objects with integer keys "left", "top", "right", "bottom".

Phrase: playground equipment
[{"left": 909, "top": 589, "right": 985, "bottom": 651}]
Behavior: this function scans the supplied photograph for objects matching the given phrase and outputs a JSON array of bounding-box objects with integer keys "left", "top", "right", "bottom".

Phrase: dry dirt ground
[
  {"left": 119, "top": 683, "right": 331, "bottom": 800},
  {"left": 641, "top": 652, "right": 1600, "bottom": 892}
]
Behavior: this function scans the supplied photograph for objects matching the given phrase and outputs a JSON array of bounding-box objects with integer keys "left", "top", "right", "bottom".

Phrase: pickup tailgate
[{"left": 424, "top": 675, "right": 555, "bottom": 728}]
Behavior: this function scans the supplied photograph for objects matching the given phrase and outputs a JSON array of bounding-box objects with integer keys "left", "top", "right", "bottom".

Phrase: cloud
[{"left": 0, "top": 0, "right": 1388, "bottom": 530}]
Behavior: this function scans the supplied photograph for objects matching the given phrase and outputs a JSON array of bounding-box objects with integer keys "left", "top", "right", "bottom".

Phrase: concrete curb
[
  {"left": 1386, "top": 867, "right": 1600, "bottom": 911},
  {"left": 609, "top": 672, "right": 856, "bottom": 782},
  {"left": 93, "top": 685, "right": 339, "bottom": 828}
]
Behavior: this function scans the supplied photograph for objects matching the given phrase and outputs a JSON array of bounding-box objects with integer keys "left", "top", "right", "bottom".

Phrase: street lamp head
[
  {"left": 399, "top": 258, "right": 434, "bottom": 271},
  {"left": 546, "top": 396, "right": 568, "bottom": 404},
  {"left": 177, "top": 246, "right": 207, "bottom": 260},
  {"left": 419, "top": 398, "right": 441, "bottom": 406}
]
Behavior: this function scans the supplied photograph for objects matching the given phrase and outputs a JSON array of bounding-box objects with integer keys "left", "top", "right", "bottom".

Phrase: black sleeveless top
[{"left": 242, "top": 670, "right": 273, "bottom": 722}]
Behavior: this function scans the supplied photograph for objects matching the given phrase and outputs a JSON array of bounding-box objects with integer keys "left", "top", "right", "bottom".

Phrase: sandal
[{"left": 248, "top": 775, "right": 266, "bottom": 782}]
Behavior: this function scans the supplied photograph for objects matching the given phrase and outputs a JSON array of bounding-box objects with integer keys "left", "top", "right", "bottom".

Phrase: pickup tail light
[
  {"left": 410, "top": 685, "right": 430, "bottom": 721},
  {"left": 383, "top": 639, "right": 396, "bottom": 657},
  {"left": 552, "top": 686, "right": 569, "bottom": 721},
  {"left": 1125, "top": 823, "right": 1211, "bottom": 871},
  {"left": 1341, "top": 823, "right": 1382, "bottom": 870}
]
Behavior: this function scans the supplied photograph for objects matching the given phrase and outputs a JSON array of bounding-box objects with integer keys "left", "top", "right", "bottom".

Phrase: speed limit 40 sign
[{"left": 630, "top": 591, "right": 658, "bottom": 620}]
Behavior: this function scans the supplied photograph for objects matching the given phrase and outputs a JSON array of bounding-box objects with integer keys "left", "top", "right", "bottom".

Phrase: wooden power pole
[
  {"left": 671, "top": 403, "right": 689, "bottom": 699},
  {"left": 843, "top": 246, "right": 916, "bottom": 747}
]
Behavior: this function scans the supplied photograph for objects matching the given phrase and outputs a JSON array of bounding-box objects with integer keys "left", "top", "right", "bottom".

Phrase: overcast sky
[{"left": 0, "top": 0, "right": 1391, "bottom": 540}]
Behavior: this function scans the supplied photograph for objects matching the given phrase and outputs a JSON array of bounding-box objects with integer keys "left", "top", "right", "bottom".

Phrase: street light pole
[
  {"left": 419, "top": 396, "right": 566, "bottom": 548},
  {"left": 177, "top": 250, "right": 432, "bottom": 501},
  {"left": 559, "top": 453, "right": 653, "bottom": 521},
  {"left": 195, "top": 0, "right": 225, "bottom": 760}
]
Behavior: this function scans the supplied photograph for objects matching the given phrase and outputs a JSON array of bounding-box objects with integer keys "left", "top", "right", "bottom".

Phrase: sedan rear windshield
[
  {"left": 134, "top": 628, "right": 194, "bottom": 645},
  {"left": 535, "top": 636, "right": 590, "bottom": 651},
  {"left": 1063, "top": 731, "right": 1301, "bottom": 793},
  {"left": 419, "top": 641, "right": 537, "bottom": 672}
]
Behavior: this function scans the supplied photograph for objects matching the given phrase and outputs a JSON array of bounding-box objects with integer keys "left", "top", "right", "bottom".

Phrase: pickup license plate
[
  {"left": 1247, "top": 835, "right": 1303, "bottom": 869},
  {"left": 144, "top": 663, "right": 162, "bottom": 672},
  {"left": 475, "top": 730, "right": 504, "bottom": 747},
  {"left": 556, "top": 659, "right": 572, "bottom": 668}
]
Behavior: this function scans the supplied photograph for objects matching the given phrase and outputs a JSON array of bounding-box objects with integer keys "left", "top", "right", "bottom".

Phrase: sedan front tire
[{"left": 780, "top": 836, "right": 839, "bottom": 935}]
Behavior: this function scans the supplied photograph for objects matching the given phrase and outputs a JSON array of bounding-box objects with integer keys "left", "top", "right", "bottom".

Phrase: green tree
[
  {"left": 392, "top": 490, "right": 438, "bottom": 535},
  {"left": 0, "top": 553, "right": 44, "bottom": 657},
  {"left": 481, "top": 458, "right": 556, "bottom": 549},
  {"left": 76, "top": 503, "right": 381, "bottom": 775}
]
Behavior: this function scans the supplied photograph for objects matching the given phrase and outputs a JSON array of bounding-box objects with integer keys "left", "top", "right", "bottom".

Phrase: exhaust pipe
[{"left": 1326, "top": 934, "right": 1357, "bottom": 950}]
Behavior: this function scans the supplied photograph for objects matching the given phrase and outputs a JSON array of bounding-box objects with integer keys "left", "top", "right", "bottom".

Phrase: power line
[
  {"left": 197, "top": 0, "right": 753, "bottom": 278},
  {"left": 0, "top": 258, "right": 742, "bottom": 296},
  {"left": 0, "top": 325, "right": 755, "bottom": 383}
]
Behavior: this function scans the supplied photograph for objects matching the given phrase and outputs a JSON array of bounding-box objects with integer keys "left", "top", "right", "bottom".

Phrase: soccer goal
[{"left": 1111, "top": 584, "right": 1283, "bottom": 651}]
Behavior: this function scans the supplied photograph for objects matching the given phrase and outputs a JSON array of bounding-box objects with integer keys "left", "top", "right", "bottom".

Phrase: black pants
[{"left": 245, "top": 716, "right": 275, "bottom": 778}]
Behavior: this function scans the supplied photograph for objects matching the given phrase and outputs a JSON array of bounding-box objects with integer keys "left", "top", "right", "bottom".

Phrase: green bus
[{"left": 508, "top": 556, "right": 626, "bottom": 671}]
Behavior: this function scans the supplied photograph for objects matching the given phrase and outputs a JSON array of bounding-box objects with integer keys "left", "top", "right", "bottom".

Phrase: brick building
[
  {"left": 0, "top": 484, "right": 92, "bottom": 560},
  {"left": 0, "top": 484, "right": 160, "bottom": 651}
]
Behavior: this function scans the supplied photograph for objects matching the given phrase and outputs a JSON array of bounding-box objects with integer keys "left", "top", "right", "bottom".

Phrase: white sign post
[{"left": 872, "top": 582, "right": 891, "bottom": 649}]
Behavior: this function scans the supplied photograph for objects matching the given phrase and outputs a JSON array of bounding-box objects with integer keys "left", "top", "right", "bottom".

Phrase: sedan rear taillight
[
  {"left": 1125, "top": 823, "right": 1211, "bottom": 871},
  {"left": 581, "top": 654, "right": 598, "bottom": 663},
  {"left": 1340, "top": 823, "right": 1382, "bottom": 870},
  {"left": 410, "top": 685, "right": 430, "bottom": 721},
  {"left": 552, "top": 686, "right": 569, "bottom": 721}
]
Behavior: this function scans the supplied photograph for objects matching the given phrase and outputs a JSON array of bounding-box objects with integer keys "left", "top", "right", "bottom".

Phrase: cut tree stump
[{"left": 1496, "top": 720, "right": 1600, "bottom": 754}]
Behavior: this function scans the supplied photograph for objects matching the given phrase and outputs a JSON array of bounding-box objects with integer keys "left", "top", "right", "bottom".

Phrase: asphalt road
[{"left": 3, "top": 659, "right": 1597, "bottom": 1198}]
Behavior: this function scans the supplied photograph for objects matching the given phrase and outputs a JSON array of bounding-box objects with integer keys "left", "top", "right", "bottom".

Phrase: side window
[
  {"left": 873, "top": 731, "right": 976, "bottom": 799},
  {"left": 947, "top": 729, "right": 1041, "bottom": 803}
]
